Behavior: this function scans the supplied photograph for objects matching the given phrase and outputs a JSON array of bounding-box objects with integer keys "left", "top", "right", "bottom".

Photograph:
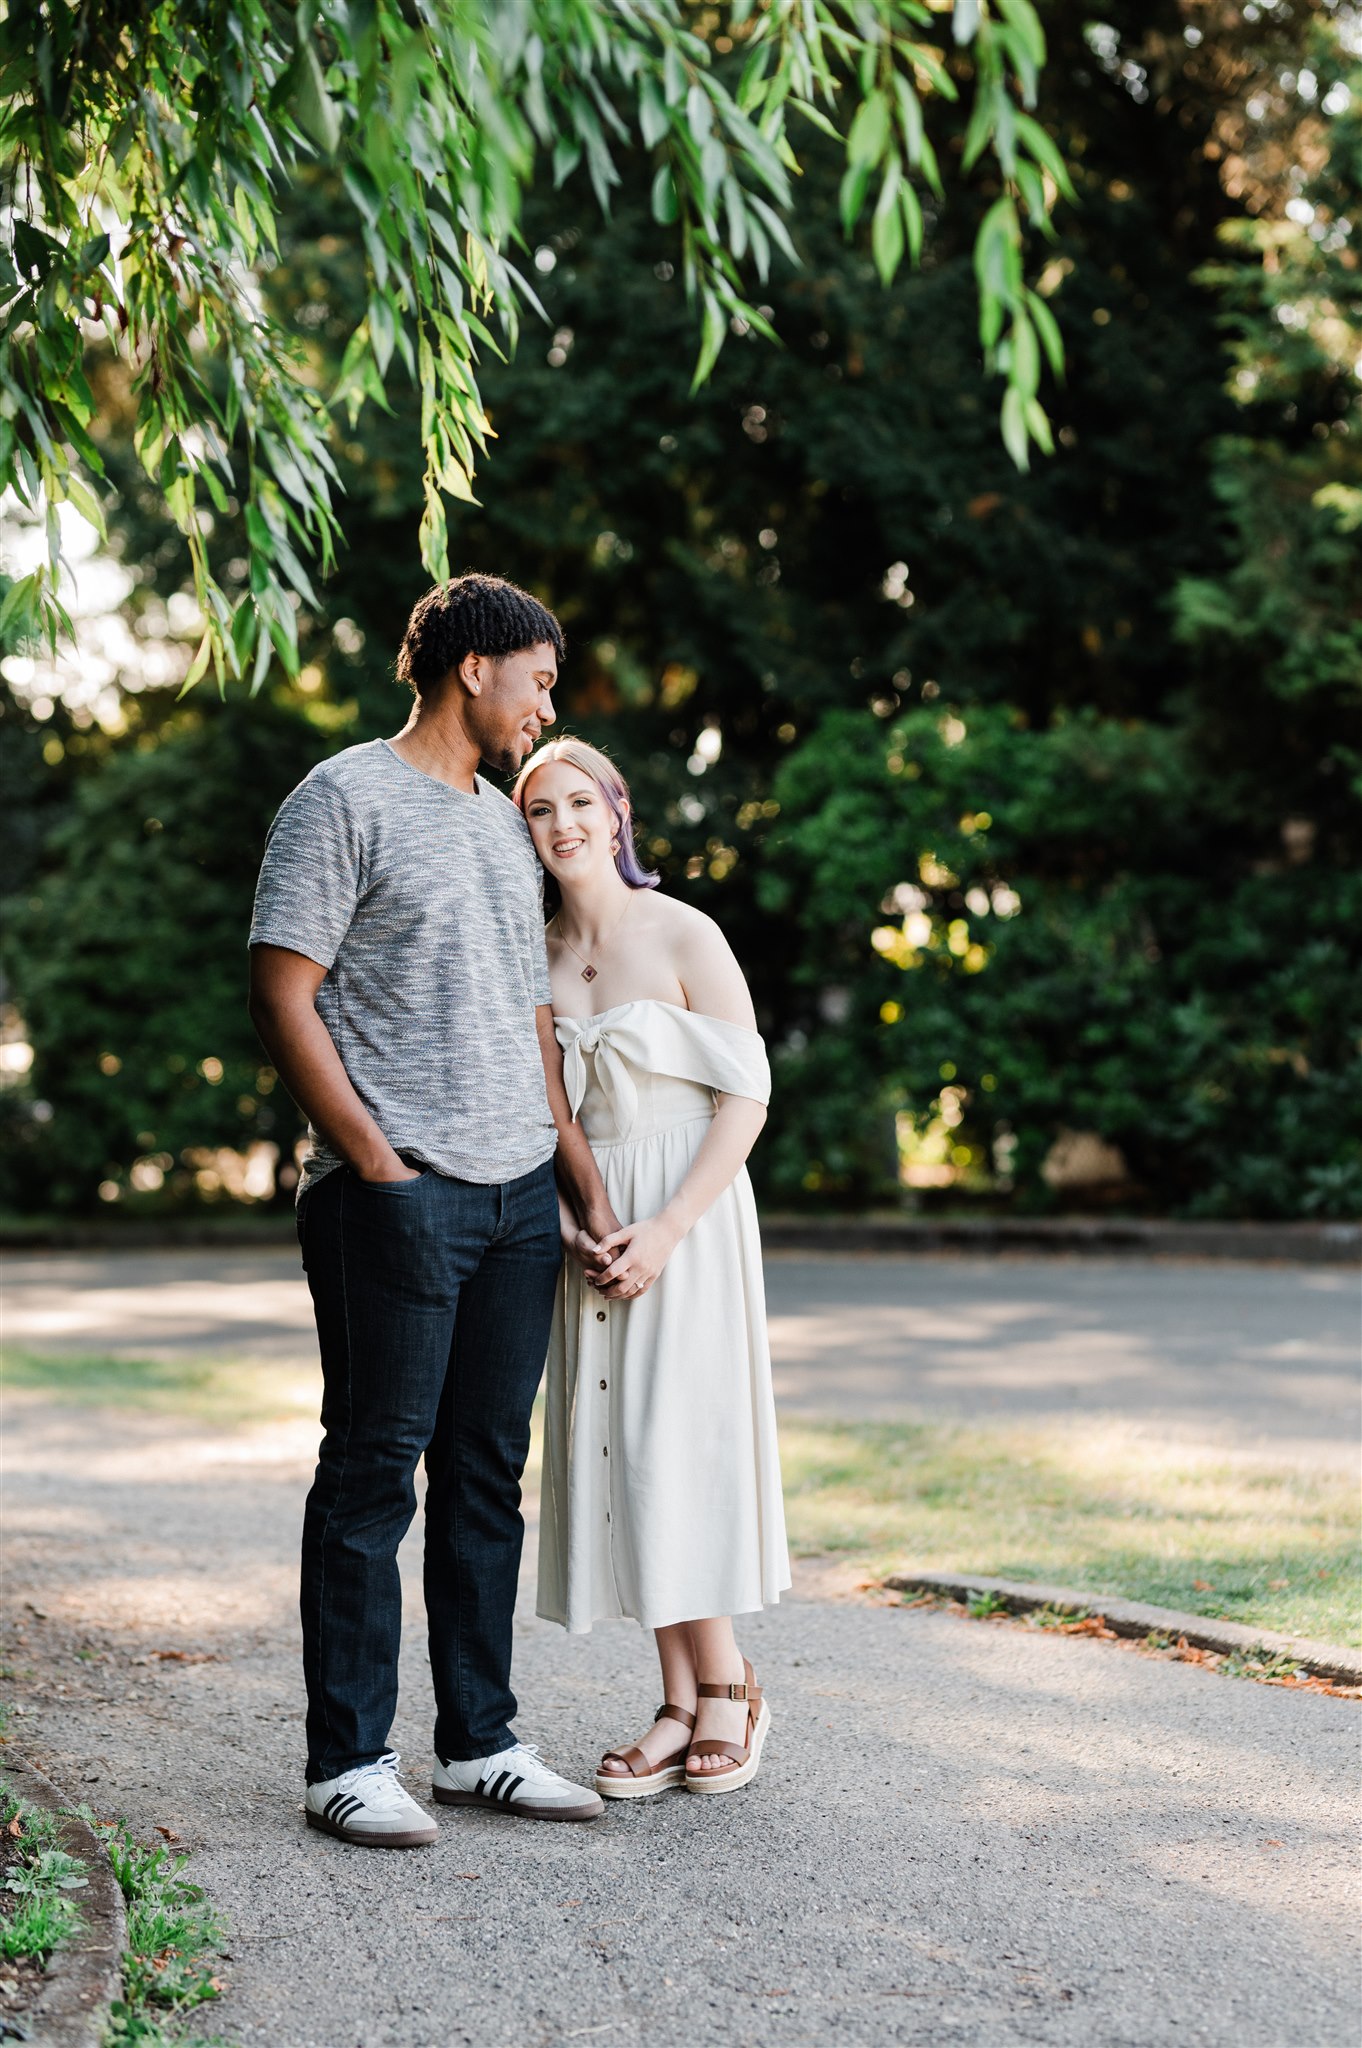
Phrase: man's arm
[
  {"left": 248, "top": 944, "right": 417, "bottom": 1184},
  {"left": 536, "top": 1005, "right": 618, "bottom": 1247}
]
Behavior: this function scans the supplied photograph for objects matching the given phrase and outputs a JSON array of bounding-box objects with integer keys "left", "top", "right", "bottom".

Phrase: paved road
[
  {"left": 4, "top": 1393, "right": 1358, "bottom": 2048},
  {"left": 4, "top": 1247, "right": 1358, "bottom": 1457}
]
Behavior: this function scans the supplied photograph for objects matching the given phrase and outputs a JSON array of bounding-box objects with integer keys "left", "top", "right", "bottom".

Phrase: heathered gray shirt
[{"left": 249, "top": 739, "right": 556, "bottom": 1196}]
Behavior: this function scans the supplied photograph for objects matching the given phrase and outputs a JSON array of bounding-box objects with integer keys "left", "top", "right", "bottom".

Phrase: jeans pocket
[{"left": 352, "top": 1166, "right": 431, "bottom": 1192}]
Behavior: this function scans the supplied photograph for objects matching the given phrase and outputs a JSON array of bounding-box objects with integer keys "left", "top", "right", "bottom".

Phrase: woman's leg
[
  {"left": 598, "top": 1621, "right": 698, "bottom": 1774},
  {"left": 687, "top": 1616, "right": 753, "bottom": 1776}
]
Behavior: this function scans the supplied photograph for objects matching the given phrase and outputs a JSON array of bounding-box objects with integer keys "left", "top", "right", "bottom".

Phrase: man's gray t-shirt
[{"left": 249, "top": 739, "right": 556, "bottom": 1196}]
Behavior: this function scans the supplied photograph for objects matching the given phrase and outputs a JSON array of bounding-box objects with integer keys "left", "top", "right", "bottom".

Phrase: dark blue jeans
[{"left": 296, "top": 1159, "right": 561, "bottom": 1783}]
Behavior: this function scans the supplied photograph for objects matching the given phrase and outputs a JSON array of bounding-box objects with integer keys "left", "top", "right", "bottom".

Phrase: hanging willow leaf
[{"left": 0, "top": 0, "right": 1070, "bottom": 682}]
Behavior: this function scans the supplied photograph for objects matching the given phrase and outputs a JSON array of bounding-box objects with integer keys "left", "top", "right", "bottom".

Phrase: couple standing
[{"left": 248, "top": 573, "right": 790, "bottom": 1845}]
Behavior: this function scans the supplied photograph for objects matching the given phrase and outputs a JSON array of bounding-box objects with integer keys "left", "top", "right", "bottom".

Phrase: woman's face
[{"left": 521, "top": 758, "right": 622, "bottom": 886}]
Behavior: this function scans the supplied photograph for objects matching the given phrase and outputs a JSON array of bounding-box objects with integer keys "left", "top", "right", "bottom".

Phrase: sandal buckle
[{"left": 726, "top": 1682, "right": 748, "bottom": 1700}]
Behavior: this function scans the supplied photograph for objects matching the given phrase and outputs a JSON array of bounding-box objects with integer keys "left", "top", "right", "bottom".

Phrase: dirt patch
[{"left": 0, "top": 1948, "right": 49, "bottom": 2037}]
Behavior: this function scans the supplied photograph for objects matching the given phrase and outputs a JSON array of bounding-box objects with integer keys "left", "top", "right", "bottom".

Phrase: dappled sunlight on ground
[{"left": 764, "top": 1256, "right": 1360, "bottom": 1456}]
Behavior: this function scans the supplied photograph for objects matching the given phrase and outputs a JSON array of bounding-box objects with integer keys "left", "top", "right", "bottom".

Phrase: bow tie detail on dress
[{"left": 562, "top": 1020, "right": 640, "bottom": 1137}]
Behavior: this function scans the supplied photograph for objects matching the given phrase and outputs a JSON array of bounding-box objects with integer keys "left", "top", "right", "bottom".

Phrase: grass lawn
[
  {"left": 9, "top": 1349, "right": 1359, "bottom": 1649},
  {"left": 5, "top": 1348, "right": 319, "bottom": 1426},
  {"left": 781, "top": 1416, "right": 1361, "bottom": 1650}
]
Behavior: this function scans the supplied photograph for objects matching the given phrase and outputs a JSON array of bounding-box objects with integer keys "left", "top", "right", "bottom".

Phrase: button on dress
[{"left": 536, "top": 1000, "right": 792, "bottom": 1633}]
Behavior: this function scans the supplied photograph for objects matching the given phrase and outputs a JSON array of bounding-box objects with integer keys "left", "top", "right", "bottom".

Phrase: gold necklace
[{"left": 554, "top": 894, "right": 633, "bottom": 984}]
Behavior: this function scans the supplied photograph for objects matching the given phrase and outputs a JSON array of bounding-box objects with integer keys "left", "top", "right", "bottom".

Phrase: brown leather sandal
[
  {"left": 685, "top": 1658, "right": 770, "bottom": 1795},
  {"left": 595, "top": 1703, "right": 696, "bottom": 1800}
]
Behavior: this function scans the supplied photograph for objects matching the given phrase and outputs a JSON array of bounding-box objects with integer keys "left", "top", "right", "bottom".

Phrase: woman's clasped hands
[{"left": 571, "top": 1212, "right": 682, "bottom": 1300}]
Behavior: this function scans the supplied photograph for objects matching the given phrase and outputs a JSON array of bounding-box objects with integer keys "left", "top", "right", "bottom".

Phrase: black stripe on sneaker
[
  {"left": 500, "top": 1775, "right": 524, "bottom": 1804},
  {"left": 483, "top": 1771, "right": 508, "bottom": 1801},
  {"left": 323, "top": 1792, "right": 349, "bottom": 1822},
  {"left": 329, "top": 1795, "right": 364, "bottom": 1827}
]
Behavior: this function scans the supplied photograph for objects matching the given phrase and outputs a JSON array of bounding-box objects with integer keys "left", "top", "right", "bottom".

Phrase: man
[{"left": 249, "top": 573, "right": 616, "bottom": 1846}]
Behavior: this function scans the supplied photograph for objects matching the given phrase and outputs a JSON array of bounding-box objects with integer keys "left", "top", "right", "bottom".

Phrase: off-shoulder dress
[{"left": 536, "top": 999, "right": 791, "bottom": 1634}]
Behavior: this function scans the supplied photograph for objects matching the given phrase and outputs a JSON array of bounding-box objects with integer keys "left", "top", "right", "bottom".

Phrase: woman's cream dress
[{"left": 536, "top": 999, "right": 791, "bottom": 1633}]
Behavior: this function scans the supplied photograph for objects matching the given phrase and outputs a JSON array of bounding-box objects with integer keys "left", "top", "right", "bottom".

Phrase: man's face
[{"left": 466, "top": 642, "right": 557, "bottom": 774}]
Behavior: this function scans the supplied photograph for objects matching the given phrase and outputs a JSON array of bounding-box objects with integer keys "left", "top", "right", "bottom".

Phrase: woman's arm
[{"left": 591, "top": 912, "right": 766, "bottom": 1299}]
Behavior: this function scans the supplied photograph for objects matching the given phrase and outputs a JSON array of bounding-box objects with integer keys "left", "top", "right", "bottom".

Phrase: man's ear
[{"left": 459, "top": 651, "right": 484, "bottom": 697}]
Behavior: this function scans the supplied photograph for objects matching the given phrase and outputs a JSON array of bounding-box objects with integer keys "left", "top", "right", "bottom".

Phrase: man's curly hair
[{"left": 395, "top": 573, "right": 565, "bottom": 692}]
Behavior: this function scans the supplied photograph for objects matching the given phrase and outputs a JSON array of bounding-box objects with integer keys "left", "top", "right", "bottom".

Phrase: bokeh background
[{"left": 2, "top": 0, "right": 1359, "bottom": 1224}]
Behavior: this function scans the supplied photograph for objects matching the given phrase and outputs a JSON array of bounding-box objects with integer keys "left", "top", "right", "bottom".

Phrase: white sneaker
[
  {"left": 432, "top": 1742, "right": 604, "bottom": 1822},
  {"left": 305, "top": 1751, "right": 438, "bottom": 1848}
]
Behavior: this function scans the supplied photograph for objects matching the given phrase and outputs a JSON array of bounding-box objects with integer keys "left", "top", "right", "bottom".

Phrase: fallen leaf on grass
[
  {"left": 1192, "top": 1580, "right": 1213, "bottom": 1593},
  {"left": 1268, "top": 1579, "right": 1289, "bottom": 1591}
]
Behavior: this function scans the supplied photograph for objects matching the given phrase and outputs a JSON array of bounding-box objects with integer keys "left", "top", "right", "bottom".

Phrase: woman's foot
[
  {"left": 686, "top": 1660, "right": 753, "bottom": 1778},
  {"left": 598, "top": 1706, "right": 695, "bottom": 1778}
]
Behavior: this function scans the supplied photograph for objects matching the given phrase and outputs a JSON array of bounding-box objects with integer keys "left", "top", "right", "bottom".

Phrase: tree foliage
[
  {"left": 1, "top": 0, "right": 1066, "bottom": 685},
  {"left": 1, "top": 685, "right": 328, "bottom": 1213},
  {"left": 761, "top": 702, "right": 1362, "bottom": 1218},
  {"left": 3, "top": 0, "right": 1358, "bottom": 1219},
  {"left": 758, "top": 2, "right": 1362, "bottom": 1215}
]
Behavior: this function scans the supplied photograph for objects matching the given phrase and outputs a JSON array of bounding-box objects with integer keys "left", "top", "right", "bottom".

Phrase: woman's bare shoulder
[
  {"left": 637, "top": 890, "right": 728, "bottom": 951},
  {"left": 640, "top": 891, "right": 753, "bottom": 1025}
]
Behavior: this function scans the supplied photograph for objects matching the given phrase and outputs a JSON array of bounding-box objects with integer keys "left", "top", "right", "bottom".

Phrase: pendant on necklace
[{"left": 581, "top": 965, "right": 597, "bottom": 982}]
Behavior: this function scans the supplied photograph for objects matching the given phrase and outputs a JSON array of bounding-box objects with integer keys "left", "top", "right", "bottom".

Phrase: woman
[{"left": 514, "top": 737, "right": 790, "bottom": 1797}]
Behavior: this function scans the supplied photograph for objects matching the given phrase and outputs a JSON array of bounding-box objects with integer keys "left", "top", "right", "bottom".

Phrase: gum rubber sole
[
  {"left": 431, "top": 1786, "right": 604, "bottom": 1822},
  {"left": 304, "top": 1808, "right": 437, "bottom": 1848},
  {"left": 685, "top": 1700, "right": 771, "bottom": 1796},
  {"left": 595, "top": 1763, "right": 688, "bottom": 1800}
]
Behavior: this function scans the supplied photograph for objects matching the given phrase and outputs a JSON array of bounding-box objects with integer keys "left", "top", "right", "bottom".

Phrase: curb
[
  {"left": 883, "top": 1571, "right": 1362, "bottom": 1687},
  {"left": 4, "top": 1214, "right": 1359, "bottom": 1262},
  {"left": 0, "top": 1751, "right": 126, "bottom": 2048},
  {"left": 760, "top": 1216, "right": 1362, "bottom": 1264}
]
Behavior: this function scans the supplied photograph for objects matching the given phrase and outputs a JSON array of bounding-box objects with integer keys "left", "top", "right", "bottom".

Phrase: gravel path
[{"left": 4, "top": 1390, "right": 1358, "bottom": 2048}]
